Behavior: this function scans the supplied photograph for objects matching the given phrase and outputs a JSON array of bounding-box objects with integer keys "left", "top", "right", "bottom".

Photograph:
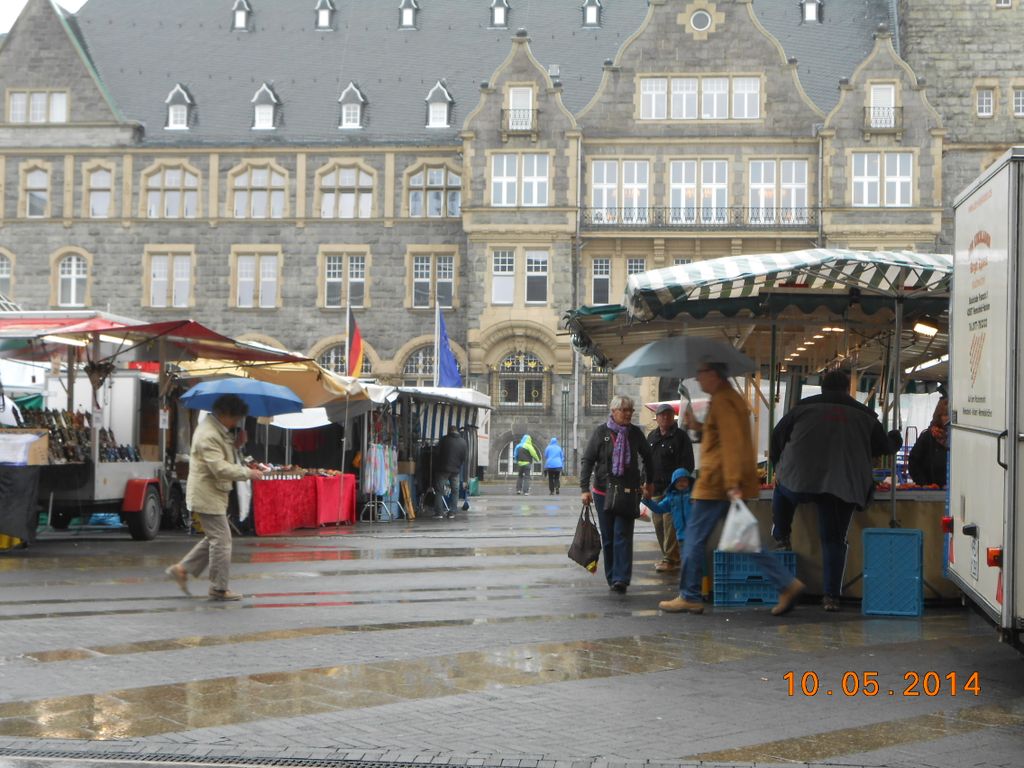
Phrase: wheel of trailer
[
  {"left": 50, "top": 509, "right": 74, "bottom": 530},
  {"left": 128, "top": 486, "right": 162, "bottom": 541}
]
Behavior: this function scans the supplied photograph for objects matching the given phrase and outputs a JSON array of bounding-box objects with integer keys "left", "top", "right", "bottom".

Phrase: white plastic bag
[{"left": 718, "top": 499, "right": 761, "bottom": 553}]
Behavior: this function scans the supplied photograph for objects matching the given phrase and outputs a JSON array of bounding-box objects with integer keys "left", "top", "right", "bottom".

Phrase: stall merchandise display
[
  {"left": 361, "top": 444, "right": 397, "bottom": 498},
  {"left": 248, "top": 462, "right": 344, "bottom": 480},
  {"left": 13, "top": 408, "right": 142, "bottom": 463}
]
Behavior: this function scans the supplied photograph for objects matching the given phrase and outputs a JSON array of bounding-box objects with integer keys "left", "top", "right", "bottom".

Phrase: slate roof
[{"left": 68, "top": 0, "right": 894, "bottom": 147}]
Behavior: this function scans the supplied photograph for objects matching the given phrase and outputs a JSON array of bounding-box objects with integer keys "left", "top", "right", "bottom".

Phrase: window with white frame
[
  {"left": 732, "top": 77, "right": 760, "bottom": 119},
  {"left": 491, "top": 0, "right": 508, "bottom": 27},
  {"left": 145, "top": 165, "right": 199, "bottom": 219},
  {"left": 508, "top": 86, "right": 533, "bottom": 130},
  {"left": 87, "top": 167, "right": 112, "bottom": 219},
  {"left": 701, "top": 77, "right": 728, "bottom": 119},
  {"left": 58, "top": 254, "right": 88, "bottom": 307},
  {"left": 802, "top": 0, "right": 821, "bottom": 22},
  {"left": 669, "top": 160, "right": 697, "bottom": 222},
  {"left": 341, "top": 103, "right": 361, "bottom": 128},
  {"left": 399, "top": 0, "right": 419, "bottom": 29},
  {"left": 316, "top": 0, "right": 335, "bottom": 29},
  {"left": 149, "top": 252, "right": 191, "bottom": 308},
  {"left": 525, "top": 250, "right": 548, "bottom": 304},
  {"left": 1015, "top": 88, "right": 1024, "bottom": 117},
  {"left": 320, "top": 165, "right": 373, "bottom": 219},
  {"left": 408, "top": 165, "right": 461, "bottom": 217},
  {"left": 621, "top": 161, "right": 649, "bottom": 222},
  {"left": 583, "top": 0, "right": 601, "bottom": 27},
  {"left": 700, "top": 160, "right": 728, "bottom": 222},
  {"left": 674, "top": 257, "right": 692, "bottom": 265},
  {"left": 671, "top": 78, "right": 698, "bottom": 119},
  {"left": 627, "top": 258, "right": 646, "bottom": 276},
  {"left": 412, "top": 253, "right": 454, "bottom": 308},
  {"left": 254, "top": 103, "right": 275, "bottom": 129},
  {"left": 232, "top": 164, "right": 286, "bottom": 219},
  {"left": 323, "top": 253, "right": 366, "bottom": 308},
  {"left": 167, "top": 104, "right": 188, "bottom": 129},
  {"left": 498, "top": 351, "right": 545, "bottom": 407},
  {"left": 592, "top": 258, "right": 610, "bottom": 304},
  {"left": 24, "top": 168, "right": 49, "bottom": 218},
  {"left": 780, "top": 160, "right": 808, "bottom": 223},
  {"left": 640, "top": 78, "right": 667, "bottom": 120},
  {"left": 591, "top": 160, "right": 618, "bottom": 221},
  {"left": 0, "top": 255, "right": 11, "bottom": 297},
  {"left": 319, "top": 344, "right": 373, "bottom": 376},
  {"left": 749, "top": 160, "right": 776, "bottom": 223},
  {"left": 491, "top": 154, "right": 518, "bottom": 206},
  {"left": 521, "top": 154, "right": 549, "bottom": 206},
  {"left": 977, "top": 88, "right": 994, "bottom": 117},
  {"left": 236, "top": 253, "right": 278, "bottom": 309},
  {"left": 233, "top": 0, "right": 250, "bottom": 30},
  {"left": 491, "top": 250, "right": 515, "bottom": 305},
  {"left": 8, "top": 90, "right": 67, "bottom": 124},
  {"left": 884, "top": 153, "right": 913, "bottom": 207},
  {"left": 869, "top": 84, "right": 896, "bottom": 128},
  {"left": 428, "top": 101, "right": 449, "bottom": 127},
  {"left": 588, "top": 361, "right": 611, "bottom": 408},
  {"left": 852, "top": 152, "right": 880, "bottom": 207},
  {"left": 996, "top": 0, "right": 1012, "bottom": 8}
]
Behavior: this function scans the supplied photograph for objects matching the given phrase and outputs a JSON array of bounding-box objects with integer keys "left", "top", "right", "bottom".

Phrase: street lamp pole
[{"left": 560, "top": 382, "right": 570, "bottom": 473}]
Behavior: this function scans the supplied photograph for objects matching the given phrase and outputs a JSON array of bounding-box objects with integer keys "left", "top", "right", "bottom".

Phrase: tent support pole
[
  {"left": 768, "top": 322, "right": 777, "bottom": 482},
  {"left": 890, "top": 299, "right": 904, "bottom": 526}
]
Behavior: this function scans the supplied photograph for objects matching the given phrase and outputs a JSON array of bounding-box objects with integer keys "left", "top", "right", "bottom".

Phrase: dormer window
[
  {"left": 251, "top": 83, "right": 280, "bottom": 130},
  {"left": 315, "top": 0, "right": 334, "bottom": 30},
  {"left": 801, "top": 0, "right": 823, "bottom": 23},
  {"left": 399, "top": 0, "right": 419, "bottom": 29},
  {"left": 164, "top": 84, "right": 193, "bottom": 130},
  {"left": 338, "top": 82, "right": 366, "bottom": 129},
  {"left": 232, "top": 0, "right": 252, "bottom": 30},
  {"left": 425, "top": 81, "right": 453, "bottom": 128},
  {"left": 491, "top": 0, "right": 510, "bottom": 28},
  {"left": 582, "top": 0, "right": 601, "bottom": 27}
]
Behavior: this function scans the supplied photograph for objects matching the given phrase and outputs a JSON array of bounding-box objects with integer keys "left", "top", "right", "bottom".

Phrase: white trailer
[{"left": 949, "top": 146, "right": 1024, "bottom": 649}]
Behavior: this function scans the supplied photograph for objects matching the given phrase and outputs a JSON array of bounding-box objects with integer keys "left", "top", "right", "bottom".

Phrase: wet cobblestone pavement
[{"left": 1, "top": 489, "right": 1022, "bottom": 768}]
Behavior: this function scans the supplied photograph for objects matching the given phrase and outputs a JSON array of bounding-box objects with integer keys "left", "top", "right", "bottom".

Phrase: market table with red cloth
[{"left": 252, "top": 474, "right": 356, "bottom": 535}]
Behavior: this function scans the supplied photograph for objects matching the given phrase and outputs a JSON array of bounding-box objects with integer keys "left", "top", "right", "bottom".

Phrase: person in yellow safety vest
[{"left": 513, "top": 434, "right": 541, "bottom": 495}]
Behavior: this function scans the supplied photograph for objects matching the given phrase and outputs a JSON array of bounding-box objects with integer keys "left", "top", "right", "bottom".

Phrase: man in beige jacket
[{"left": 165, "top": 394, "right": 263, "bottom": 601}]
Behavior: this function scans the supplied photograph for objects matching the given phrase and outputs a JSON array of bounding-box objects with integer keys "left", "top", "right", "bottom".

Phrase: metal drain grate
[{"left": 0, "top": 748, "right": 502, "bottom": 768}]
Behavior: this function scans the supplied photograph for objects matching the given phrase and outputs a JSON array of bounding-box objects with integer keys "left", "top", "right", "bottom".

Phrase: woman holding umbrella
[{"left": 165, "top": 394, "right": 264, "bottom": 601}]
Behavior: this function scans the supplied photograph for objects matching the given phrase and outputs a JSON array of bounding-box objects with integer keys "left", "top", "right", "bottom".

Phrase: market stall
[{"left": 564, "top": 247, "right": 953, "bottom": 600}]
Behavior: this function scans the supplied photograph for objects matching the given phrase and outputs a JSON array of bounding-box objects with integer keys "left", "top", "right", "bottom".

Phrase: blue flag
[{"left": 436, "top": 308, "right": 463, "bottom": 388}]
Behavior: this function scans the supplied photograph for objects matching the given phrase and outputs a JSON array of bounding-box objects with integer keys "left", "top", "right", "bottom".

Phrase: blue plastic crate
[
  {"left": 713, "top": 550, "right": 797, "bottom": 582},
  {"left": 862, "top": 528, "right": 923, "bottom": 616},
  {"left": 714, "top": 579, "right": 780, "bottom": 606}
]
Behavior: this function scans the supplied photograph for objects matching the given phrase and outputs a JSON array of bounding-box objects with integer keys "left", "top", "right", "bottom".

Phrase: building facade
[{"left": 1, "top": 0, "right": 1021, "bottom": 474}]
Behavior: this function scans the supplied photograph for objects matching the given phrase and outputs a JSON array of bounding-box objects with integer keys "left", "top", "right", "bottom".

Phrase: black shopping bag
[{"left": 568, "top": 504, "right": 602, "bottom": 573}]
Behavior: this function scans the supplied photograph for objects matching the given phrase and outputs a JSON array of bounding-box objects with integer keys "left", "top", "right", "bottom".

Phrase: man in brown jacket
[{"left": 659, "top": 361, "right": 804, "bottom": 616}]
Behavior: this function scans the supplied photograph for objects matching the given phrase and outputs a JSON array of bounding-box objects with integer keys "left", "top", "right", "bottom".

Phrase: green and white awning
[{"left": 626, "top": 248, "right": 952, "bottom": 322}]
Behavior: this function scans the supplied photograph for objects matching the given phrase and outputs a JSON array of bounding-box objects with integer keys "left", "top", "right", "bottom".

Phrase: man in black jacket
[
  {"left": 647, "top": 403, "right": 695, "bottom": 572},
  {"left": 434, "top": 428, "right": 468, "bottom": 519},
  {"left": 770, "top": 369, "right": 902, "bottom": 611}
]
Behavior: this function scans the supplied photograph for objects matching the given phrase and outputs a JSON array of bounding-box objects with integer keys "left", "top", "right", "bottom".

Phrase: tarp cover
[{"left": 0, "top": 466, "right": 40, "bottom": 543}]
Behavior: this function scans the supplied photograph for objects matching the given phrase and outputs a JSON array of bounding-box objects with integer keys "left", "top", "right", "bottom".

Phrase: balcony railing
[
  {"left": 501, "top": 108, "right": 537, "bottom": 133},
  {"left": 864, "top": 106, "right": 903, "bottom": 132},
  {"left": 581, "top": 206, "right": 818, "bottom": 230}
]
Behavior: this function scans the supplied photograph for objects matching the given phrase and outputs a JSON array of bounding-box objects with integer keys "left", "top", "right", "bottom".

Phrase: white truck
[{"left": 949, "top": 146, "right": 1024, "bottom": 650}]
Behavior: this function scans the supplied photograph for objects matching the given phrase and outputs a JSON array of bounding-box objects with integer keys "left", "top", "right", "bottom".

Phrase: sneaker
[
  {"left": 445, "top": 512, "right": 455, "bottom": 519},
  {"left": 771, "top": 579, "right": 806, "bottom": 616},
  {"left": 516, "top": 491, "right": 522, "bottom": 495},
  {"left": 823, "top": 595, "right": 841, "bottom": 612},
  {"left": 164, "top": 564, "right": 190, "bottom": 596},
  {"left": 772, "top": 536, "right": 792, "bottom": 551},
  {"left": 658, "top": 596, "right": 704, "bottom": 614},
  {"left": 433, "top": 512, "right": 446, "bottom": 519},
  {"left": 524, "top": 492, "right": 530, "bottom": 496},
  {"left": 208, "top": 588, "right": 243, "bottom": 601}
]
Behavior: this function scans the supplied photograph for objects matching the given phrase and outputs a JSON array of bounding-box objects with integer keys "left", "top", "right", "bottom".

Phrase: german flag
[{"left": 346, "top": 307, "right": 364, "bottom": 378}]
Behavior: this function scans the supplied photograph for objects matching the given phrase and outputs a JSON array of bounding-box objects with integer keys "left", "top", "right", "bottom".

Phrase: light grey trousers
[{"left": 179, "top": 512, "right": 232, "bottom": 591}]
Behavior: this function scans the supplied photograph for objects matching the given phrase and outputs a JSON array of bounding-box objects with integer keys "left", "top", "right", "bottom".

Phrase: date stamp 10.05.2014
[{"left": 784, "top": 670, "right": 981, "bottom": 698}]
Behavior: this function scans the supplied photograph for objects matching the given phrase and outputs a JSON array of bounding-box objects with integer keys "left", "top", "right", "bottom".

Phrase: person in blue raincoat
[
  {"left": 543, "top": 437, "right": 565, "bottom": 495},
  {"left": 641, "top": 467, "right": 692, "bottom": 548}
]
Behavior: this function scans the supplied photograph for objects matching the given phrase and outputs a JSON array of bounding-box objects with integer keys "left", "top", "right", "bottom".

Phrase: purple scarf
[{"left": 605, "top": 416, "right": 630, "bottom": 476}]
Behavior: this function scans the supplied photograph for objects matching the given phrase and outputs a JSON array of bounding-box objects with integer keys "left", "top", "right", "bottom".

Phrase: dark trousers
[
  {"left": 772, "top": 482, "right": 856, "bottom": 598},
  {"left": 594, "top": 492, "right": 635, "bottom": 586},
  {"left": 546, "top": 469, "right": 561, "bottom": 493},
  {"left": 432, "top": 472, "right": 459, "bottom": 511}
]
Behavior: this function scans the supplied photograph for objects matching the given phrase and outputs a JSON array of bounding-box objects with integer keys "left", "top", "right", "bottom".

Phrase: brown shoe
[
  {"left": 654, "top": 560, "right": 679, "bottom": 572},
  {"left": 164, "top": 565, "right": 190, "bottom": 596},
  {"left": 771, "top": 579, "right": 806, "bottom": 616},
  {"left": 659, "top": 596, "right": 704, "bottom": 614},
  {"left": 208, "top": 588, "right": 243, "bottom": 601}
]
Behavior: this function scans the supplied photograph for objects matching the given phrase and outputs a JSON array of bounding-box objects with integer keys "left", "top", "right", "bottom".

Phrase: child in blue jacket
[{"left": 641, "top": 467, "right": 692, "bottom": 545}]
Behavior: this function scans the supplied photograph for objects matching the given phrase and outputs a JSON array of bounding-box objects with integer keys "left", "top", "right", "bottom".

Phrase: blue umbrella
[{"left": 180, "top": 377, "right": 304, "bottom": 417}]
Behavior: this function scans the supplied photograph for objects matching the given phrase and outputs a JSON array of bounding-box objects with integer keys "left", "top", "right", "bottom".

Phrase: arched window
[
  {"left": 230, "top": 162, "right": 287, "bottom": 219},
  {"left": 498, "top": 350, "right": 545, "bottom": 407},
  {"left": 58, "top": 254, "right": 88, "bottom": 307},
  {"left": 86, "top": 165, "right": 113, "bottom": 218},
  {"left": 403, "top": 345, "right": 463, "bottom": 387},
  {"left": 318, "top": 163, "right": 373, "bottom": 219},
  {"left": 318, "top": 344, "right": 373, "bottom": 377},
  {"left": 144, "top": 163, "right": 199, "bottom": 219},
  {"left": 407, "top": 164, "right": 461, "bottom": 218}
]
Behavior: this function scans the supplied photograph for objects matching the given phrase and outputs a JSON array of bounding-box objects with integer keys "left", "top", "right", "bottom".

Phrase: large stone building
[{"left": 1, "top": 0, "right": 1021, "bottom": 474}]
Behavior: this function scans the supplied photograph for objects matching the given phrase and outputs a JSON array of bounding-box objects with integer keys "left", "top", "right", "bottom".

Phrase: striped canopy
[{"left": 626, "top": 248, "right": 953, "bottom": 322}]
